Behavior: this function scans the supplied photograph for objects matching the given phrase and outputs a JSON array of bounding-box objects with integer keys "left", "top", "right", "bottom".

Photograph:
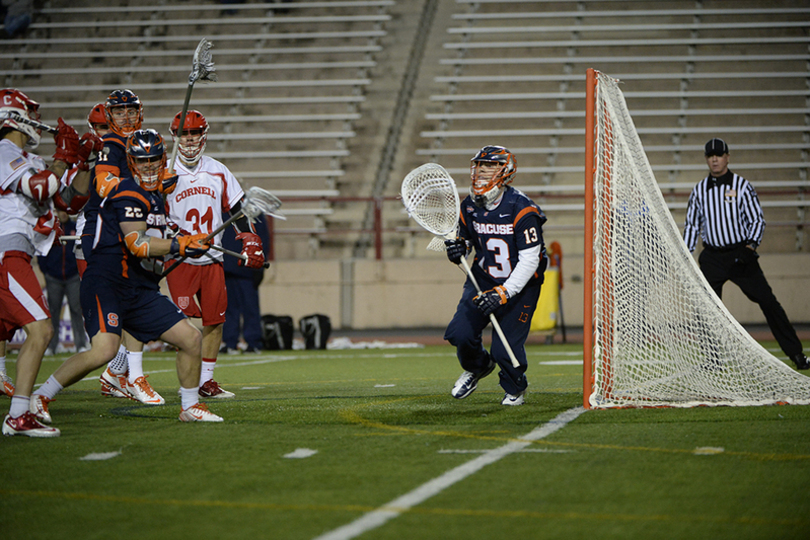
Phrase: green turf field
[{"left": 2, "top": 342, "right": 809, "bottom": 540}]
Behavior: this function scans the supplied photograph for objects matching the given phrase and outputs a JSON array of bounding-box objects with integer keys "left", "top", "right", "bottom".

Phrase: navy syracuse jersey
[
  {"left": 81, "top": 133, "right": 132, "bottom": 261},
  {"left": 86, "top": 177, "right": 167, "bottom": 288},
  {"left": 459, "top": 186, "right": 547, "bottom": 287}
]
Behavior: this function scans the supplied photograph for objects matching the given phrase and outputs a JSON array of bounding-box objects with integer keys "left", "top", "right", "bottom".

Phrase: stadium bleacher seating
[
  {"left": 398, "top": 0, "right": 810, "bottom": 256},
  {"left": 3, "top": 0, "right": 809, "bottom": 259}
]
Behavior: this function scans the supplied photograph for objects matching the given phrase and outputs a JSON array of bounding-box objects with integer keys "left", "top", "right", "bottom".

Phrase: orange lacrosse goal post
[{"left": 582, "top": 68, "right": 810, "bottom": 409}]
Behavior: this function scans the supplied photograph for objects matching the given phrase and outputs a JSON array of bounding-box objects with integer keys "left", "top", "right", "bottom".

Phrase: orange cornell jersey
[{"left": 164, "top": 155, "right": 244, "bottom": 266}]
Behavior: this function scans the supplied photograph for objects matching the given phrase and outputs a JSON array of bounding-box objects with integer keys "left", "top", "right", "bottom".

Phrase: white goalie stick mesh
[
  {"left": 401, "top": 163, "right": 460, "bottom": 251},
  {"left": 587, "top": 71, "right": 810, "bottom": 408}
]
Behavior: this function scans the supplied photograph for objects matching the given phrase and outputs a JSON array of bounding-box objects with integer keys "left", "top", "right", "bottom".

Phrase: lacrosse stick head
[
  {"left": 244, "top": 186, "right": 286, "bottom": 221},
  {"left": 401, "top": 163, "right": 461, "bottom": 250},
  {"left": 190, "top": 38, "right": 217, "bottom": 84}
]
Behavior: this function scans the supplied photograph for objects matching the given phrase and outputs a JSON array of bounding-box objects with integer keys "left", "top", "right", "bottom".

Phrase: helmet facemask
[
  {"left": 105, "top": 90, "right": 143, "bottom": 137},
  {"left": 170, "top": 110, "right": 208, "bottom": 167},
  {"left": 469, "top": 145, "right": 517, "bottom": 207},
  {"left": 126, "top": 129, "right": 166, "bottom": 192},
  {"left": 471, "top": 162, "right": 507, "bottom": 207},
  {"left": 107, "top": 104, "right": 142, "bottom": 137},
  {"left": 87, "top": 103, "right": 110, "bottom": 137}
]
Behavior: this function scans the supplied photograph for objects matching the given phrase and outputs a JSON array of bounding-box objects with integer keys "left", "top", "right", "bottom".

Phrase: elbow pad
[{"left": 124, "top": 230, "right": 151, "bottom": 258}]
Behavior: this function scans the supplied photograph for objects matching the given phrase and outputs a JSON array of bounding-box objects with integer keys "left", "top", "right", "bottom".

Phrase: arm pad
[{"left": 124, "top": 230, "right": 151, "bottom": 258}]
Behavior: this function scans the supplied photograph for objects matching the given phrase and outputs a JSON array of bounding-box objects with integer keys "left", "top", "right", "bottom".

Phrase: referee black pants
[{"left": 698, "top": 246, "right": 803, "bottom": 358}]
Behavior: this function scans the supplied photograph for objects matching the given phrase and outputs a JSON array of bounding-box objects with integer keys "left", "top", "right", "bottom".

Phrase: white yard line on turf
[{"left": 312, "top": 406, "right": 586, "bottom": 540}]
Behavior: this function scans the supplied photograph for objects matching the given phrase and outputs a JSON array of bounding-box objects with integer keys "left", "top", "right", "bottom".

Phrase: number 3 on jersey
[
  {"left": 485, "top": 227, "right": 539, "bottom": 279},
  {"left": 186, "top": 207, "right": 213, "bottom": 235},
  {"left": 486, "top": 238, "right": 511, "bottom": 278}
]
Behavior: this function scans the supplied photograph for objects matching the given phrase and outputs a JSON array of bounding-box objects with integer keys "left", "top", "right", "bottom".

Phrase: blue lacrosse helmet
[
  {"left": 470, "top": 145, "right": 517, "bottom": 207},
  {"left": 105, "top": 89, "right": 143, "bottom": 137},
  {"left": 126, "top": 129, "right": 166, "bottom": 191}
]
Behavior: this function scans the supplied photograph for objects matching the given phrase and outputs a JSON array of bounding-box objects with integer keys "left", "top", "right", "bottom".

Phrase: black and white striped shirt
[{"left": 683, "top": 170, "right": 765, "bottom": 252}]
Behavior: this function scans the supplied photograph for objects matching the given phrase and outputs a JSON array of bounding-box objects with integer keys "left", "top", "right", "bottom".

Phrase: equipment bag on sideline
[
  {"left": 261, "top": 314, "right": 294, "bottom": 350},
  {"left": 299, "top": 314, "right": 332, "bottom": 350}
]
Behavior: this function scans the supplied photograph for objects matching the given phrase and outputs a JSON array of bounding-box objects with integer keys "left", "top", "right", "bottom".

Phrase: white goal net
[{"left": 585, "top": 70, "right": 810, "bottom": 408}]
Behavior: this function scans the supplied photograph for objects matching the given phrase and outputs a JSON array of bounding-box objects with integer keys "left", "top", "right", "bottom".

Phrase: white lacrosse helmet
[{"left": 0, "top": 88, "right": 42, "bottom": 149}]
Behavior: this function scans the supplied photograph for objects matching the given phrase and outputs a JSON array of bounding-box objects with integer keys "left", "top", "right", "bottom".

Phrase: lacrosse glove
[
  {"left": 52, "top": 118, "right": 80, "bottom": 165},
  {"left": 170, "top": 232, "right": 210, "bottom": 258},
  {"left": 236, "top": 232, "right": 265, "bottom": 269},
  {"left": 444, "top": 238, "right": 468, "bottom": 264},
  {"left": 473, "top": 285, "right": 509, "bottom": 317},
  {"left": 158, "top": 169, "right": 179, "bottom": 195},
  {"left": 76, "top": 132, "right": 104, "bottom": 171}
]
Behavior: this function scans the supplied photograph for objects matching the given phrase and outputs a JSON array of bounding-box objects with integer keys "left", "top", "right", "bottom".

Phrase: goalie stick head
[
  {"left": 0, "top": 88, "right": 43, "bottom": 149},
  {"left": 401, "top": 163, "right": 460, "bottom": 241},
  {"left": 126, "top": 129, "right": 166, "bottom": 192},
  {"left": 105, "top": 89, "right": 143, "bottom": 137},
  {"left": 470, "top": 145, "right": 516, "bottom": 207},
  {"left": 170, "top": 110, "right": 209, "bottom": 167}
]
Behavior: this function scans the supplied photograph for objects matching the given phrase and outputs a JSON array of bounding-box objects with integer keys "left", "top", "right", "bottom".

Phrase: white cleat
[
  {"left": 126, "top": 376, "right": 165, "bottom": 405},
  {"left": 100, "top": 367, "right": 131, "bottom": 400},
  {"left": 30, "top": 394, "right": 54, "bottom": 423},
  {"left": 501, "top": 391, "right": 525, "bottom": 406},
  {"left": 179, "top": 403, "right": 223, "bottom": 422},
  {"left": 0, "top": 371, "right": 15, "bottom": 396}
]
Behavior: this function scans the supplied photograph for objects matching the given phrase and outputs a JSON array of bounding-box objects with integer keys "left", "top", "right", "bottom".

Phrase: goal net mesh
[{"left": 587, "top": 72, "right": 810, "bottom": 408}]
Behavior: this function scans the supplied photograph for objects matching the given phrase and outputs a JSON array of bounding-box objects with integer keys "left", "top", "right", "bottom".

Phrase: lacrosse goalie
[
  {"left": 443, "top": 146, "right": 547, "bottom": 406},
  {"left": 163, "top": 109, "right": 266, "bottom": 399}
]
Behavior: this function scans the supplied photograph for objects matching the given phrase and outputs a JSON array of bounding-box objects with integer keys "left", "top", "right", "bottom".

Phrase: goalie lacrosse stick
[
  {"left": 168, "top": 37, "right": 217, "bottom": 173},
  {"left": 162, "top": 186, "right": 284, "bottom": 277},
  {"left": 401, "top": 163, "right": 520, "bottom": 368}
]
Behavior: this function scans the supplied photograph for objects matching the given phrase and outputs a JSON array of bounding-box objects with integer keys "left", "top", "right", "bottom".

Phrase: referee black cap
[{"left": 704, "top": 138, "right": 729, "bottom": 157}]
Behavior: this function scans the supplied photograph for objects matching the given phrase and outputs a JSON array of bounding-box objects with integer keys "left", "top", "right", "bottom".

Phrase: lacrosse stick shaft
[
  {"left": 209, "top": 243, "right": 270, "bottom": 268},
  {"left": 458, "top": 255, "right": 521, "bottom": 369},
  {"left": 161, "top": 209, "right": 248, "bottom": 277},
  {"left": 9, "top": 112, "right": 57, "bottom": 134},
  {"left": 59, "top": 235, "right": 80, "bottom": 243},
  {"left": 168, "top": 90, "right": 193, "bottom": 173}
]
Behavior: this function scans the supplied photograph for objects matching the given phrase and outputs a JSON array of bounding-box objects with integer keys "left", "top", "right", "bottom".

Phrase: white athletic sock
[
  {"left": 200, "top": 360, "right": 216, "bottom": 386},
  {"left": 127, "top": 351, "right": 144, "bottom": 383},
  {"left": 180, "top": 387, "right": 199, "bottom": 411},
  {"left": 9, "top": 395, "right": 30, "bottom": 418},
  {"left": 0, "top": 355, "right": 6, "bottom": 373},
  {"left": 109, "top": 345, "right": 128, "bottom": 375},
  {"left": 34, "top": 375, "right": 63, "bottom": 400}
]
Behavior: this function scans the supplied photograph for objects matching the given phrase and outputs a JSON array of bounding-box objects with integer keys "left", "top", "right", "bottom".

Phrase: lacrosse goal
[{"left": 582, "top": 69, "right": 810, "bottom": 409}]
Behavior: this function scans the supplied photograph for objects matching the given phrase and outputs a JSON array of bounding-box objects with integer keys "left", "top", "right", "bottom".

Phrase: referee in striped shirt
[{"left": 684, "top": 138, "right": 808, "bottom": 370}]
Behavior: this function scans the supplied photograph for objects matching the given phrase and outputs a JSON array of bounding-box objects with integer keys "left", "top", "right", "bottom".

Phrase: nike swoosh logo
[
  {"left": 219, "top": 312, "right": 226, "bottom": 317},
  {"left": 499, "top": 214, "right": 510, "bottom": 218}
]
